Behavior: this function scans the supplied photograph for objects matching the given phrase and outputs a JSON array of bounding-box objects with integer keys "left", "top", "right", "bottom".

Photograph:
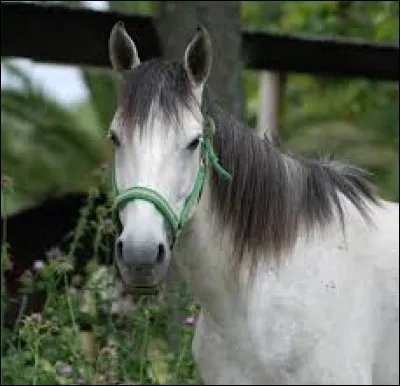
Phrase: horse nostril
[{"left": 156, "top": 243, "right": 166, "bottom": 265}]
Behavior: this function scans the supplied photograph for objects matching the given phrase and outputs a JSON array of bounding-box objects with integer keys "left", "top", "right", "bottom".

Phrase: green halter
[{"left": 112, "top": 116, "right": 231, "bottom": 247}]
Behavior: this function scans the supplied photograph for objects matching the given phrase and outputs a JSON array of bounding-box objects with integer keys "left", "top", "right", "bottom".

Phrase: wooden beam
[
  {"left": 1, "top": 2, "right": 399, "bottom": 81},
  {"left": 0, "top": 2, "right": 162, "bottom": 68},
  {"left": 242, "top": 30, "right": 399, "bottom": 81}
]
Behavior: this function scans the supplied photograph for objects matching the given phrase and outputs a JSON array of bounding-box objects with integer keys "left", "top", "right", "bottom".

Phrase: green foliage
[
  {"left": 241, "top": 1, "right": 399, "bottom": 201},
  {"left": 1, "top": 61, "right": 111, "bottom": 215},
  {"left": 1, "top": 178, "right": 200, "bottom": 385},
  {"left": 80, "top": 67, "right": 119, "bottom": 133},
  {"left": 242, "top": 1, "right": 282, "bottom": 30},
  {"left": 0, "top": 2, "right": 399, "bottom": 384},
  {"left": 268, "top": 1, "right": 399, "bottom": 41},
  {"left": 3, "top": 1, "right": 397, "bottom": 212},
  {"left": 109, "top": 1, "right": 160, "bottom": 15},
  {"left": 1, "top": 278, "right": 199, "bottom": 385}
]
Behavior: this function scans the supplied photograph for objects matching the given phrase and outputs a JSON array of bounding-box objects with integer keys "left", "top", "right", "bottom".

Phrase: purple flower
[
  {"left": 46, "top": 246, "right": 64, "bottom": 260},
  {"left": 183, "top": 315, "right": 196, "bottom": 326},
  {"left": 58, "top": 364, "right": 74, "bottom": 378},
  {"left": 104, "top": 218, "right": 113, "bottom": 227},
  {"left": 103, "top": 218, "right": 115, "bottom": 233}
]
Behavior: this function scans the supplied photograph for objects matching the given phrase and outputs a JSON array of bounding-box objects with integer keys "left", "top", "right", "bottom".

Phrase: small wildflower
[
  {"left": 68, "top": 286, "right": 78, "bottom": 295},
  {"left": 58, "top": 363, "right": 74, "bottom": 378},
  {"left": 103, "top": 218, "right": 115, "bottom": 233},
  {"left": 56, "top": 260, "right": 74, "bottom": 273},
  {"left": 33, "top": 260, "right": 45, "bottom": 273},
  {"left": 92, "top": 373, "right": 107, "bottom": 384},
  {"left": 50, "top": 316, "right": 60, "bottom": 334},
  {"left": 99, "top": 345, "right": 117, "bottom": 357},
  {"left": 30, "top": 312, "right": 43, "bottom": 324},
  {"left": 183, "top": 315, "right": 196, "bottom": 326},
  {"left": 1, "top": 175, "right": 14, "bottom": 191},
  {"left": 104, "top": 218, "right": 113, "bottom": 226},
  {"left": 46, "top": 246, "right": 64, "bottom": 260},
  {"left": 76, "top": 378, "right": 85, "bottom": 385}
]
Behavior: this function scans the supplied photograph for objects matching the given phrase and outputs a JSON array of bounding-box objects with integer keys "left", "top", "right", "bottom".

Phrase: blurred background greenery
[{"left": 1, "top": 1, "right": 399, "bottom": 217}]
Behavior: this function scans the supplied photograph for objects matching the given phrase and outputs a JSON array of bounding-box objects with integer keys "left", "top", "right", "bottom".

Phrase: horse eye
[
  {"left": 108, "top": 131, "right": 120, "bottom": 147},
  {"left": 187, "top": 137, "right": 201, "bottom": 151}
]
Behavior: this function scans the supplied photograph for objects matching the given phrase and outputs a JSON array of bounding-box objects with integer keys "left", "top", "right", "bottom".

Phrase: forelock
[{"left": 118, "top": 59, "right": 198, "bottom": 136}]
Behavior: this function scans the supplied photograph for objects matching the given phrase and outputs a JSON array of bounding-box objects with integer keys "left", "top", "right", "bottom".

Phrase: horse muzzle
[{"left": 114, "top": 232, "right": 170, "bottom": 294}]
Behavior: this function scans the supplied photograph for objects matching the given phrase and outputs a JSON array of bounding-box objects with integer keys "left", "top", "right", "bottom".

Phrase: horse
[{"left": 106, "top": 22, "right": 399, "bottom": 384}]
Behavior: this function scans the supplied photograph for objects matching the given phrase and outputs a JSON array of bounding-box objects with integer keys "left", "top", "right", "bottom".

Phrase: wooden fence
[{"left": 1, "top": 2, "right": 399, "bottom": 81}]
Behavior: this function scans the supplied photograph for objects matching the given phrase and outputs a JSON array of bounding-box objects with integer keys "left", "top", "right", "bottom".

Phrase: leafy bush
[{"left": 1, "top": 174, "right": 201, "bottom": 385}]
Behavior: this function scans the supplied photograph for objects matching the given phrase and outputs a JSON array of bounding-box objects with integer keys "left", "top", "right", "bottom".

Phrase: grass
[{"left": 1, "top": 171, "right": 201, "bottom": 385}]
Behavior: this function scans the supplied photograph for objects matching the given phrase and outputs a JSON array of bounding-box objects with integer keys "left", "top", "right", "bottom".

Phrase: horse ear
[
  {"left": 109, "top": 21, "right": 140, "bottom": 73},
  {"left": 183, "top": 25, "right": 212, "bottom": 88}
]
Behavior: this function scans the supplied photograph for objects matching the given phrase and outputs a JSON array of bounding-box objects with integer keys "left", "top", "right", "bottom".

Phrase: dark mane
[
  {"left": 119, "top": 59, "right": 196, "bottom": 133},
  {"left": 205, "top": 99, "right": 378, "bottom": 273},
  {"left": 118, "top": 59, "right": 379, "bottom": 272}
]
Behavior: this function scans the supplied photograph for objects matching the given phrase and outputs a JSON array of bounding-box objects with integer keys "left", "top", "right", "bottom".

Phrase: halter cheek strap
[{"left": 113, "top": 116, "right": 231, "bottom": 247}]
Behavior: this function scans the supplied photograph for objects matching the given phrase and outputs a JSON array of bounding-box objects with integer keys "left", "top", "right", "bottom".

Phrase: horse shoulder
[
  {"left": 366, "top": 200, "right": 399, "bottom": 384},
  {"left": 192, "top": 311, "right": 263, "bottom": 384}
]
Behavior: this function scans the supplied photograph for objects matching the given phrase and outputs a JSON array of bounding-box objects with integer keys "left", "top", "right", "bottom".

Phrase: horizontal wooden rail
[{"left": 1, "top": 2, "right": 399, "bottom": 81}]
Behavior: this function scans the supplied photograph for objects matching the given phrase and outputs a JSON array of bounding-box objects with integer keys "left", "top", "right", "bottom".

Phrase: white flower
[{"left": 33, "top": 260, "right": 45, "bottom": 272}]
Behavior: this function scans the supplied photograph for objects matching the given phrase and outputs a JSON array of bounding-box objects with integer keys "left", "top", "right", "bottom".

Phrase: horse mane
[
  {"left": 117, "top": 58, "right": 379, "bottom": 273},
  {"left": 203, "top": 93, "right": 379, "bottom": 273}
]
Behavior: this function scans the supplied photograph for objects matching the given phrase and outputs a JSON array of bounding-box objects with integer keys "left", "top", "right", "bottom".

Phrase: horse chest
[
  {"left": 192, "top": 264, "right": 374, "bottom": 385},
  {"left": 193, "top": 311, "right": 269, "bottom": 385},
  {"left": 194, "top": 318, "right": 317, "bottom": 384}
]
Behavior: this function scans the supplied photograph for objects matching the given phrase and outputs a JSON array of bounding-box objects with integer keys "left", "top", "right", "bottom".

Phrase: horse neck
[
  {"left": 174, "top": 101, "right": 270, "bottom": 324},
  {"left": 174, "top": 181, "right": 252, "bottom": 325}
]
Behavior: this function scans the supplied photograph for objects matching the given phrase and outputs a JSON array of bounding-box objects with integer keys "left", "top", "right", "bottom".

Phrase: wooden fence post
[{"left": 256, "top": 71, "right": 286, "bottom": 144}]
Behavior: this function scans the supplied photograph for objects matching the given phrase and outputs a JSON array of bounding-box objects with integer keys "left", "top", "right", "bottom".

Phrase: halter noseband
[{"left": 112, "top": 116, "right": 232, "bottom": 247}]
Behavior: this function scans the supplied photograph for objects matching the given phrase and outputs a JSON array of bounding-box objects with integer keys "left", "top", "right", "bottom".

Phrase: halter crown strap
[{"left": 113, "top": 116, "right": 231, "bottom": 246}]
